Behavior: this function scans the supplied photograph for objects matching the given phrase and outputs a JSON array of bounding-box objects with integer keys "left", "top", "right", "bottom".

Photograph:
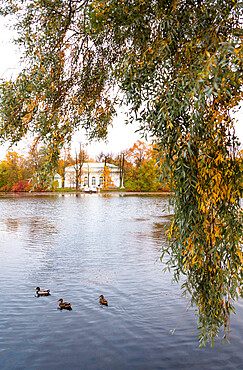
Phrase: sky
[{"left": 0, "top": 15, "right": 242, "bottom": 160}]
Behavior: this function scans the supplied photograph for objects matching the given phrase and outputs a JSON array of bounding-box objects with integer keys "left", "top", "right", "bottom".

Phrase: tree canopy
[{"left": 0, "top": 0, "right": 243, "bottom": 346}]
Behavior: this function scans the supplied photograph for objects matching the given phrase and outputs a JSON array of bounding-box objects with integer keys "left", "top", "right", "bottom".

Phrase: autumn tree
[
  {"left": 0, "top": 0, "right": 242, "bottom": 345},
  {"left": 74, "top": 143, "right": 88, "bottom": 190},
  {"left": 57, "top": 147, "right": 73, "bottom": 188},
  {"left": 97, "top": 151, "right": 126, "bottom": 187},
  {"left": 124, "top": 141, "right": 162, "bottom": 191},
  {"left": 96, "top": 151, "right": 115, "bottom": 165},
  {"left": 0, "top": 160, "right": 9, "bottom": 190},
  {"left": 118, "top": 152, "right": 125, "bottom": 188},
  {"left": 0, "top": 151, "right": 28, "bottom": 191},
  {"left": 26, "top": 144, "right": 58, "bottom": 189},
  {"left": 101, "top": 165, "right": 114, "bottom": 190},
  {"left": 125, "top": 140, "right": 151, "bottom": 168},
  {"left": 0, "top": 148, "right": 53, "bottom": 191}
]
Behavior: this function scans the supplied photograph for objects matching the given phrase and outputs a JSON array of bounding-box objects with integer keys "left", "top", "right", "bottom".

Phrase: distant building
[{"left": 64, "top": 162, "right": 120, "bottom": 189}]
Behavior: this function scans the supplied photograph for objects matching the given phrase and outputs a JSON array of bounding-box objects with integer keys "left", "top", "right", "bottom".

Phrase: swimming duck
[
  {"left": 99, "top": 295, "right": 108, "bottom": 306},
  {"left": 35, "top": 287, "right": 50, "bottom": 296},
  {"left": 58, "top": 298, "right": 72, "bottom": 310}
]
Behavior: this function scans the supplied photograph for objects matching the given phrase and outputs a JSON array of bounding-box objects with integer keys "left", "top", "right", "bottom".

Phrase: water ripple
[{"left": 0, "top": 194, "right": 242, "bottom": 369}]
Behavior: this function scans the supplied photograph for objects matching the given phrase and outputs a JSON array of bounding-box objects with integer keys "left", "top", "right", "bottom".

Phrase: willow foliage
[
  {"left": 0, "top": 0, "right": 243, "bottom": 346},
  {"left": 0, "top": 0, "right": 117, "bottom": 172}
]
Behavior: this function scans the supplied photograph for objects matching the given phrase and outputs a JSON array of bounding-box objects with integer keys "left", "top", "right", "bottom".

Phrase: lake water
[{"left": 0, "top": 193, "right": 243, "bottom": 369}]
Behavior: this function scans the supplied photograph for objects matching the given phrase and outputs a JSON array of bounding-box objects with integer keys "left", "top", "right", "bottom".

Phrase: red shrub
[{"left": 11, "top": 180, "right": 32, "bottom": 192}]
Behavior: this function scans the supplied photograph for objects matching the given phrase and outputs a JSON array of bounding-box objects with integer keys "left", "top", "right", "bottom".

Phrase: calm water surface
[{"left": 0, "top": 193, "right": 243, "bottom": 370}]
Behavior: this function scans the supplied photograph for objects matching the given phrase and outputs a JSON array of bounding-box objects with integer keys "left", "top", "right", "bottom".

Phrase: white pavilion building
[{"left": 64, "top": 162, "right": 120, "bottom": 189}]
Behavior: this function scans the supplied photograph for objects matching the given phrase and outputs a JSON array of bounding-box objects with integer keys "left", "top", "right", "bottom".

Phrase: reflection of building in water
[
  {"left": 4, "top": 217, "right": 58, "bottom": 241},
  {"left": 64, "top": 162, "right": 120, "bottom": 189}
]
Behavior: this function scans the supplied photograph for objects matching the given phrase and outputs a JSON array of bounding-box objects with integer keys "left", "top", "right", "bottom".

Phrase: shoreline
[{"left": 0, "top": 191, "right": 171, "bottom": 197}]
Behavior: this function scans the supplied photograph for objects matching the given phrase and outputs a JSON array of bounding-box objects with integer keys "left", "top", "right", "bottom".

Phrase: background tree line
[{"left": 0, "top": 140, "right": 168, "bottom": 192}]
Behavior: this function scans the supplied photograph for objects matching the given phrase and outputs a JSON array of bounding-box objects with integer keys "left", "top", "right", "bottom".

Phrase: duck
[
  {"left": 35, "top": 287, "right": 51, "bottom": 296},
  {"left": 58, "top": 298, "right": 72, "bottom": 310},
  {"left": 99, "top": 295, "right": 108, "bottom": 306}
]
